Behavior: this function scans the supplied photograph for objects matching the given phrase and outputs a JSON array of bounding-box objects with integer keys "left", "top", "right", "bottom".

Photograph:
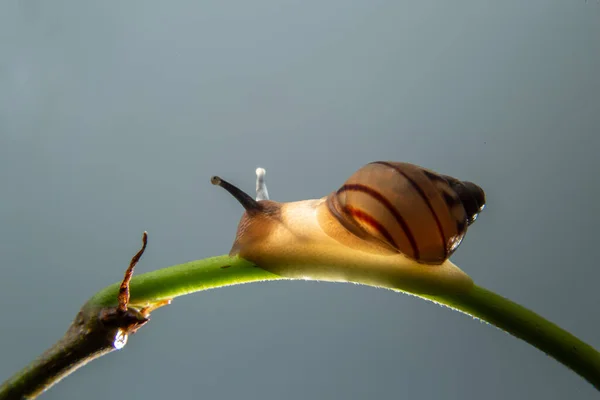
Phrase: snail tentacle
[
  {"left": 255, "top": 167, "right": 269, "bottom": 201},
  {"left": 211, "top": 175, "right": 263, "bottom": 213}
]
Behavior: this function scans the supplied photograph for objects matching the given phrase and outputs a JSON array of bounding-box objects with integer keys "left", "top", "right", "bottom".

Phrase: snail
[{"left": 211, "top": 161, "right": 485, "bottom": 296}]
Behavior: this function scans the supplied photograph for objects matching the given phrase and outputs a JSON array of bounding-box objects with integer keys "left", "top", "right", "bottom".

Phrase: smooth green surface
[
  {"left": 2, "top": 254, "right": 600, "bottom": 397},
  {"left": 84, "top": 255, "right": 286, "bottom": 310},
  {"left": 82, "top": 255, "right": 600, "bottom": 391},
  {"left": 424, "top": 286, "right": 600, "bottom": 390}
]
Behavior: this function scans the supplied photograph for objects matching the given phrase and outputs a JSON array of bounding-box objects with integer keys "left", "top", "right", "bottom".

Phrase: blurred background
[{"left": 1, "top": 1, "right": 599, "bottom": 399}]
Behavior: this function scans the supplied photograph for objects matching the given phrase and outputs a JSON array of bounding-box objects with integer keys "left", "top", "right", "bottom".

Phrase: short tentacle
[{"left": 255, "top": 168, "right": 269, "bottom": 201}]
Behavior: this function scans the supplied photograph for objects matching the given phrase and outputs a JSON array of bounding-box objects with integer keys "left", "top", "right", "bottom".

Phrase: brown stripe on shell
[
  {"left": 343, "top": 205, "right": 400, "bottom": 250},
  {"left": 373, "top": 161, "right": 449, "bottom": 260},
  {"left": 451, "top": 181, "right": 485, "bottom": 225},
  {"left": 439, "top": 174, "right": 485, "bottom": 226},
  {"left": 337, "top": 183, "right": 420, "bottom": 260},
  {"left": 442, "top": 191, "right": 462, "bottom": 209},
  {"left": 456, "top": 218, "right": 467, "bottom": 234},
  {"left": 423, "top": 170, "right": 471, "bottom": 238},
  {"left": 422, "top": 169, "right": 449, "bottom": 183}
]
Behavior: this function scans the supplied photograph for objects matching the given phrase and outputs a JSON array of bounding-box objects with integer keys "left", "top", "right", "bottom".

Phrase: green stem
[
  {"left": 2, "top": 254, "right": 599, "bottom": 398},
  {"left": 83, "top": 255, "right": 286, "bottom": 310},
  {"left": 85, "top": 254, "right": 600, "bottom": 390},
  {"left": 422, "top": 286, "right": 600, "bottom": 390}
]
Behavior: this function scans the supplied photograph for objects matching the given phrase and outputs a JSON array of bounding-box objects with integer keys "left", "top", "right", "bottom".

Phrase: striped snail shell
[{"left": 326, "top": 161, "right": 486, "bottom": 265}]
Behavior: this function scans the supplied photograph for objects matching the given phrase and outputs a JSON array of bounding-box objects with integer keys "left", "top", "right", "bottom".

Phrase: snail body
[{"left": 212, "top": 161, "right": 485, "bottom": 296}]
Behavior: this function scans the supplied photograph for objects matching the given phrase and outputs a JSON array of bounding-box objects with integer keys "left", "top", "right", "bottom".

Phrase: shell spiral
[{"left": 326, "top": 161, "right": 485, "bottom": 265}]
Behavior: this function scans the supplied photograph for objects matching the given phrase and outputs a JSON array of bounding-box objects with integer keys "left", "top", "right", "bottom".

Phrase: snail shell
[{"left": 326, "top": 161, "right": 485, "bottom": 265}]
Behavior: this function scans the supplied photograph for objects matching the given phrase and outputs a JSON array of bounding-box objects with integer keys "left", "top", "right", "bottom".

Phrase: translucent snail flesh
[{"left": 211, "top": 161, "right": 485, "bottom": 296}]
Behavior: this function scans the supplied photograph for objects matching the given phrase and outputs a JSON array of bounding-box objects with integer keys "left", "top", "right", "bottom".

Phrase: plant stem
[
  {"left": 0, "top": 256, "right": 279, "bottom": 400},
  {"left": 83, "top": 255, "right": 286, "bottom": 310},
  {"left": 86, "top": 256, "right": 600, "bottom": 390},
  {"left": 1, "top": 255, "right": 598, "bottom": 399},
  {"left": 0, "top": 305, "right": 149, "bottom": 400},
  {"left": 422, "top": 286, "right": 600, "bottom": 390}
]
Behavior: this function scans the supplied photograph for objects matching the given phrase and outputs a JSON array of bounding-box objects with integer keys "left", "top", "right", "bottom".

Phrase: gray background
[{"left": 1, "top": 1, "right": 599, "bottom": 399}]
